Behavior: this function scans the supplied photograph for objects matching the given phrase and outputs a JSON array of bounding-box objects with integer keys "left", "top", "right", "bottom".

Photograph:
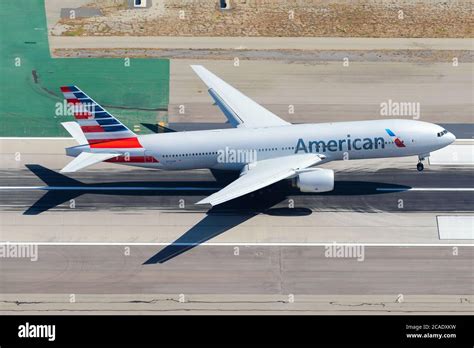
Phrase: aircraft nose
[{"left": 447, "top": 132, "right": 456, "bottom": 144}]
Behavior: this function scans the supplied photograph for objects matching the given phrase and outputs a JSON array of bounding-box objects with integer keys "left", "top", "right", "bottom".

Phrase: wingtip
[
  {"left": 195, "top": 198, "right": 213, "bottom": 206},
  {"left": 190, "top": 64, "right": 205, "bottom": 73}
]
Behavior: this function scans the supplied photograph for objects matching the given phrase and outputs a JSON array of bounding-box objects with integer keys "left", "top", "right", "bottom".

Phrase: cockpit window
[{"left": 437, "top": 129, "right": 448, "bottom": 137}]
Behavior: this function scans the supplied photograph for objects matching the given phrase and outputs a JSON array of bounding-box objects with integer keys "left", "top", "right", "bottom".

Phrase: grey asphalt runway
[
  {"left": 438, "top": 124, "right": 474, "bottom": 139},
  {"left": 0, "top": 166, "right": 472, "bottom": 214},
  {"left": 1, "top": 246, "right": 472, "bottom": 295},
  {"left": 1, "top": 141, "right": 472, "bottom": 313}
]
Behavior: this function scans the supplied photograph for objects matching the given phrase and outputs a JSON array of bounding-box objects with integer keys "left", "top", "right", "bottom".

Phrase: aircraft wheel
[{"left": 417, "top": 162, "right": 424, "bottom": 171}]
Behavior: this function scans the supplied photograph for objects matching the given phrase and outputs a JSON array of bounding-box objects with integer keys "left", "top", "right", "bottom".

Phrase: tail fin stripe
[
  {"left": 74, "top": 92, "right": 88, "bottom": 99},
  {"left": 60, "top": 85, "right": 137, "bottom": 144},
  {"left": 74, "top": 114, "right": 91, "bottom": 120},
  {"left": 77, "top": 98, "right": 94, "bottom": 104},
  {"left": 60, "top": 86, "right": 73, "bottom": 93},
  {"left": 77, "top": 120, "right": 125, "bottom": 129},
  {"left": 102, "top": 125, "right": 128, "bottom": 132},
  {"left": 80, "top": 124, "right": 127, "bottom": 132},
  {"left": 77, "top": 119, "right": 119, "bottom": 126},
  {"left": 76, "top": 120, "right": 98, "bottom": 126},
  {"left": 61, "top": 86, "right": 79, "bottom": 92},
  {"left": 80, "top": 131, "right": 132, "bottom": 139},
  {"left": 81, "top": 126, "right": 104, "bottom": 133},
  {"left": 63, "top": 92, "right": 76, "bottom": 99},
  {"left": 93, "top": 113, "right": 112, "bottom": 119},
  {"left": 96, "top": 119, "right": 120, "bottom": 126}
]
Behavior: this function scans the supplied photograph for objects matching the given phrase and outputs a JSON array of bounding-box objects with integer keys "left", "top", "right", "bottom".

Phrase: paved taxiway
[
  {"left": 169, "top": 60, "right": 474, "bottom": 125},
  {"left": 49, "top": 37, "right": 473, "bottom": 51}
]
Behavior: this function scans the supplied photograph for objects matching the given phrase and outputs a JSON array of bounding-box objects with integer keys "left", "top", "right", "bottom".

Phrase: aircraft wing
[
  {"left": 196, "top": 154, "right": 324, "bottom": 206},
  {"left": 191, "top": 65, "right": 290, "bottom": 128}
]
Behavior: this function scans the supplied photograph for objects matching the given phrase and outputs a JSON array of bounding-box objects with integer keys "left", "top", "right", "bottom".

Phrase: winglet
[{"left": 195, "top": 197, "right": 213, "bottom": 206}]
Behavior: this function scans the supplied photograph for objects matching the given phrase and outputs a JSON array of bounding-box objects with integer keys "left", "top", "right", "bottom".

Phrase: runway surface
[
  {"left": 1, "top": 246, "right": 473, "bottom": 295},
  {"left": 1, "top": 141, "right": 472, "bottom": 313},
  {"left": 0, "top": 165, "right": 472, "bottom": 214}
]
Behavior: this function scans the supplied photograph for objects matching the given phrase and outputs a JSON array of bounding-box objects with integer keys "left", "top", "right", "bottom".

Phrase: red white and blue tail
[{"left": 60, "top": 86, "right": 141, "bottom": 148}]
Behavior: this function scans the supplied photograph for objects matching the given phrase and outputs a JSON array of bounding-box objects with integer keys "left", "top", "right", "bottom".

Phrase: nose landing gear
[{"left": 417, "top": 154, "right": 429, "bottom": 171}]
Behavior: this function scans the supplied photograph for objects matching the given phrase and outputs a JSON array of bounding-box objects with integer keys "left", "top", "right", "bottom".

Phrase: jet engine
[{"left": 293, "top": 168, "right": 334, "bottom": 193}]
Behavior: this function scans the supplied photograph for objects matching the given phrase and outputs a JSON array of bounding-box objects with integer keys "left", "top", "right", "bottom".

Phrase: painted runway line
[
  {"left": 0, "top": 186, "right": 219, "bottom": 191},
  {"left": 1, "top": 186, "right": 473, "bottom": 192},
  {"left": 0, "top": 242, "right": 472, "bottom": 246},
  {"left": 376, "top": 187, "right": 474, "bottom": 192}
]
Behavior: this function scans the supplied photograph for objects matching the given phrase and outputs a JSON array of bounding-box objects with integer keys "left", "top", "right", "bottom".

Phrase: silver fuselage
[{"left": 67, "top": 119, "right": 456, "bottom": 171}]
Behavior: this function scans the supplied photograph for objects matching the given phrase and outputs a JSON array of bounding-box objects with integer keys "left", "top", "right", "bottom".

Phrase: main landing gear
[{"left": 417, "top": 154, "right": 428, "bottom": 171}]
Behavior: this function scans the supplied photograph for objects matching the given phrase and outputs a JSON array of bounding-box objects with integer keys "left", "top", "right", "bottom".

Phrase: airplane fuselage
[{"left": 67, "top": 119, "right": 455, "bottom": 171}]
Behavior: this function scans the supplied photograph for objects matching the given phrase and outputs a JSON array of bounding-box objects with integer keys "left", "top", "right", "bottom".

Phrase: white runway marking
[
  {"left": 0, "top": 186, "right": 219, "bottom": 191},
  {"left": 429, "top": 144, "right": 474, "bottom": 166},
  {"left": 0, "top": 205, "right": 29, "bottom": 207},
  {"left": 437, "top": 216, "right": 474, "bottom": 240},
  {"left": 0, "top": 242, "right": 472, "bottom": 247},
  {"left": 1, "top": 186, "right": 473, "bottom": 192},
  {"left": 376, "top": 187, "right": 474, "bottom": 192}
]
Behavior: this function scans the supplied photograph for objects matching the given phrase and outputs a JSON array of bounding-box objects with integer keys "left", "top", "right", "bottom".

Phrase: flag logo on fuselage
[{"left": 385, "top": 128, "right": 406, "bottom": 148}]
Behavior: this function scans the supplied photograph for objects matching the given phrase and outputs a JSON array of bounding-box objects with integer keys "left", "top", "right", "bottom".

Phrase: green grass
[{"left": 0, "top": 0, "right": 169, "bottom": 136}]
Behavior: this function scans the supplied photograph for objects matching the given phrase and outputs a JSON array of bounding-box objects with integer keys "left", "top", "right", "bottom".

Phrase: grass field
[{"left": 0, "top": 0, "right": 169, "bottom": 137}]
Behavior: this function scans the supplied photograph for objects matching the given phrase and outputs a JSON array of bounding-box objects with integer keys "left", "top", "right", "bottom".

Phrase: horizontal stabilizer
[
  {"left": 61, "top": 122, "right": 88, "bottom": 145},
  {"left": 60, "top": 152, "right": 119, "bottom": 173}
]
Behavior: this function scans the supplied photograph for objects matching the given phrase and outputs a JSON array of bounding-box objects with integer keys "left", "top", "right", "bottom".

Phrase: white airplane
[{"left": 59, "top": 65, "right": 456, "bottom": 206}]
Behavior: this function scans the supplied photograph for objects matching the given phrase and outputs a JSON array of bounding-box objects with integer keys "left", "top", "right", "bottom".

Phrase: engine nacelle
[{"left": 294, "top": 168, "right": 334, "bottom": 193}]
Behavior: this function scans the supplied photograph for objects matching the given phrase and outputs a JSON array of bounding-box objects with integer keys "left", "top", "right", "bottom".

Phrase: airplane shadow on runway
[{"left": 25, "top": 165, "right": 410, "bottom": 264}]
